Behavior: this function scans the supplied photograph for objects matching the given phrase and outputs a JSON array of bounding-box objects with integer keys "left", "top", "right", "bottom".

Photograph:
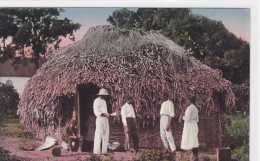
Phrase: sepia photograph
[{"left": 0, "top": 1, "right": 258, "bottom": 160}]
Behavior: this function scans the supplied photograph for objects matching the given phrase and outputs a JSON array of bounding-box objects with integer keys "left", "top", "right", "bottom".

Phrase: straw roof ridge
[{"left": 18, "top": 25, "right": 235, "bottom": 130}]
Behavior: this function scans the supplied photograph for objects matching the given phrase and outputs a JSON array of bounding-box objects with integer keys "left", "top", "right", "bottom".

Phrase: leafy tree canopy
[
  {"left": 107, "top": 8, "right": 249, "bottom": 84},
  {"left": 0, "top": 8, "right": 81, "bottom": 68}
]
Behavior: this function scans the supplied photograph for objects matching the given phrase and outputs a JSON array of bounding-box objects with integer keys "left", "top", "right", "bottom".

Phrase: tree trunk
[{"left": 32, "top": 42, "right": 40, "bottom": 69}]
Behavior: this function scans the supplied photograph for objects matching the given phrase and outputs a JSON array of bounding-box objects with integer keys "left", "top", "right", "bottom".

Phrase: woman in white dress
[{"left": 179, "top": 96, "right": 199, "bottom": 161}]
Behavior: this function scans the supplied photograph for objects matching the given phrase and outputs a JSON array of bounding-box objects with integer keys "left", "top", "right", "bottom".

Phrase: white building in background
[{"left": 0, "top": 77, "right": 31, "bottom": 96}]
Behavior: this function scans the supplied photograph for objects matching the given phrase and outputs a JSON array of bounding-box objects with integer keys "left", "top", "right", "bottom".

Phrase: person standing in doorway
[
  {"left": 160, "top": 92, "right": 176, "bottom": 152},
  {"left": 93, "top": 88, "right": 110, "bottom": 154},
  {"left": 121, "top": 96, "right": 139, "bottom": 153},
  {"left": 180, "top": 96, "right": 199, "bottom": 161}
]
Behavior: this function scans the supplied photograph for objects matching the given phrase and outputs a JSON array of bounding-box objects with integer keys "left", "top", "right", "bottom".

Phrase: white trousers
[
  {"left": 160, "top": 115, "right": 176, "bottom": 151},
  {"left": 181, "top": 121, "right": 199, "bottom": 150},
  {"left": 93, "top": 116, "right": 109, "bottom": 154}
]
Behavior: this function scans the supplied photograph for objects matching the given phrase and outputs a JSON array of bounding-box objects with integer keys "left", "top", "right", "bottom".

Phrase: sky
[{"left": 58, "top": 8, "right": 250, "bottom": 47}]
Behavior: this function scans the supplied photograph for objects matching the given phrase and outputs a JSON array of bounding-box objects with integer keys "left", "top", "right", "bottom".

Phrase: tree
[
  {"left": 0, "top": 82, "right": 19, "bottom": 118},
  {"left": 0, "top": 9, "right": 18, "bottom": 50},
  {"left": 107, "top": 8, "right": 249, "bottom": 84},
  {"left": 0, "top": 9, "right": 18, "bottom": 62},
  {"left": 107, "top": 8, "right": 138, "bottom": 30},
  {"left": 1, "top": 8, "right": 81, "bottom": 68}
]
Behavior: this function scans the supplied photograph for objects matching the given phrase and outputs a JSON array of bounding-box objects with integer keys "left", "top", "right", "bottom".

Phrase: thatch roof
[{"left": 18, "top": 25, "right": 235, "bottom": 130}]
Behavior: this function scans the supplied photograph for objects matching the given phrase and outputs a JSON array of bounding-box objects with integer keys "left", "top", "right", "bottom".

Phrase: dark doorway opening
[
  {"left": 77, "top": 83, "right": 100, "bottom": 152},
  {"left": 212, "top": 91, "right": 225, "bottom": 113}
]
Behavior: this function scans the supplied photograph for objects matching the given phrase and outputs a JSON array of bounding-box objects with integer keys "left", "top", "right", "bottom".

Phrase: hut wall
[{"left": 109, "top": 113, "right": 223, "bottom": 149}]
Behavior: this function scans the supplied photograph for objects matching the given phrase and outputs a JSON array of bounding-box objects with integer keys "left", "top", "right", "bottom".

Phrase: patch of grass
[
  {"left": 134, "top": 150, "right": 175, "bottom": 161},
  {"left": 0, "top": 118, "right": 35, "bottom": 139},
  {"left": 0, "top": 117, "right": 38, "bottom": 150},
  {"left": 0, "top": 117, "right": 39, "bottom": 160},
  {"left": 1, "top": 119, "right": 24, "bottom": 137},
  {"left": 17, "top": 137, "right": 40, "bottom": 150}
]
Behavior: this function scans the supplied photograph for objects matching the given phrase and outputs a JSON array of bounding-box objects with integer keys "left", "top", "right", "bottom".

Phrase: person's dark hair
[
  {"left": 163, "top": 92, "right": 169, "bottom": 98},
  {"left": 190, "top": 96, "right": 196, "bottom": 104},
  {"left": 125, "top": 96, "right": 134, "bottom": 104}
]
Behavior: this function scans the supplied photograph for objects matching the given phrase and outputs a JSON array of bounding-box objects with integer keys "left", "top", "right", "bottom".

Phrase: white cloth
[
  {"left": 121, "top": 103, "right": 136, "bottom": 126},
  {"left": 181, "top": 104, "right": 199, "bottom": 150},
  {"left": 93, "top": 116, "right": 109, "bottom": 154},
  {"left": 160, "top": 100, "right": 175, "bottom": 117},
  {"left": 93, "top": 97, "right": 108, "bottom": 117},
  {"left": 35, "top": 136, "right": 57, "bottom": 151},
  {"left": 93, "top": 97, "right": 109, "bottom": 154},
  {"left": 160, "top": 115, "right": 176, "bottom": 151},
  {"left": 61, "top": 141, "right": 68, "bottom": 150}
]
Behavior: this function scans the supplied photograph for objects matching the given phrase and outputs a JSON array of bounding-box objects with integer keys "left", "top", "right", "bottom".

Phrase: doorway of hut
[{"left": 76, "top": 83, "right": 100, "bottom": 152}]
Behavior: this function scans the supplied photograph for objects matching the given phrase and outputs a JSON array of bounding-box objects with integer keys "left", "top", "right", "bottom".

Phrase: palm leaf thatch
[{"left": 18, "top": 25, "right": 235, "bottom": 132}]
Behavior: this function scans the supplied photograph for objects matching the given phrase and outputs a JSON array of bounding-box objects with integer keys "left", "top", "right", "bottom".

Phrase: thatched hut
[{"left": 18, "top": 25, "right": 235, "bottom": 150}]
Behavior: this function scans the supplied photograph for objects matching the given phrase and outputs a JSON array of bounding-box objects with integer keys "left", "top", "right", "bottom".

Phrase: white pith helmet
[{"left": 97, "top": 88, "right": 110, "bottom": 95}]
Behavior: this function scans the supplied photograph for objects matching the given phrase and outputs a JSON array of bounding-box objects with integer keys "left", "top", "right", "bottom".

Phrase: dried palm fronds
[{"left": 18, "top": 25, "right": 235, "bottom": 132}]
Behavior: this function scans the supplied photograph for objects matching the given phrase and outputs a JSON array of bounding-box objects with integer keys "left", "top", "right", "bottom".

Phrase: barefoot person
[
  {"left": 160, "top": 92, "right": 176, "bottom": 152},
  {"left": 93, "top": 88, "right": 110, "bottom": 154},
  {"left": 121, "top": 96, "right": 139, "bottom": 153},
  {"left": 62, "top": 119, "right": 83, "bottom": 153},
  {"left": 180, "top": 96, "right": 199, "bottom": 161}
]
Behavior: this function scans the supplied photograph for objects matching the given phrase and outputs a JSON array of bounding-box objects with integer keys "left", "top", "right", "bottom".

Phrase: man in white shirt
[
  {"left": 160, "top": 92, "right": 176, "bottom": 152},
  {"left": 93, "top": 88, "right": 110, "bottom": 154},
  {"left": 121, "top": 96, "right": 139, "bottom": 153},
  {"left": 180, "top": 96, "right": 199, "bottom": 161}
]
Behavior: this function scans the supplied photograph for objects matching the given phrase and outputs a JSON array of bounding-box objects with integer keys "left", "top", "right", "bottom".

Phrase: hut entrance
[
  {"left": 76, "top": 83, "right": 99, "bottom": 152},
  {"left": 213, "top": 91, "right": 225, "bottom": 112}
]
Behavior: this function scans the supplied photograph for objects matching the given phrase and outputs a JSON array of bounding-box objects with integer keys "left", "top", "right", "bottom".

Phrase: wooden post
[
  {"left": 217, "top": 147, "right": 231, "bottom": 161},
  {"left": 218, "top": 113, "right": 224, "bottom": 146},
  {"left": 72, "top": 93, "right": 77, "bottom": 120},
  {"left": 77, "top": 88, "right": 81, "bottom": 135}
]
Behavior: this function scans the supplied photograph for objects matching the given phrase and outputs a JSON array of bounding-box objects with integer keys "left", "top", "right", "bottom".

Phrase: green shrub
[
  {"left": 232, "top": 145, "right": 249, "bottom": 161},
  {"left": 231, "top": 80, "right": 249, "bottom": 113},
  {"left": 0, "top": 82, "right": 19, "bottom": 118},
  {"left": 224, "top": 113, "right": 249, "bottom": 161},
  {"left": 134, "top": 150, "right": 175, "bottom": 161}
]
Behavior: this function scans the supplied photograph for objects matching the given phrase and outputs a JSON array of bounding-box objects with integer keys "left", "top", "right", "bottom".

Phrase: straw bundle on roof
[{"left": 18, "top": 25, "right": 235, "bottom": 131}]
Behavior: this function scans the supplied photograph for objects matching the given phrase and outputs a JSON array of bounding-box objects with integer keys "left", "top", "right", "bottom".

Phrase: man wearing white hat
[{"left": 93, "top": 88, "right": 110, "bottom": 154}]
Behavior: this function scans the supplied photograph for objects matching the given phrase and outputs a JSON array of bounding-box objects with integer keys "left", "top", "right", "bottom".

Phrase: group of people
[
  {"left": 92, "top": 88, "right": 140, "bottom": 154},
  {"left": 63, "top": 88, "right": 199, "bottom": 160},
  {"left": 160, "top": 92, "right": 199, "bottom": 160}
]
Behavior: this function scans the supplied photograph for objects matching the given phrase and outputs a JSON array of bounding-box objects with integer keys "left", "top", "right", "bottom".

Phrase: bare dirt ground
[
  {"left": 0, "top": 136, "right": 140, "bottom": 161},
  {"left": 0, "top": 136, "right": 217, "bottom": 161}
]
